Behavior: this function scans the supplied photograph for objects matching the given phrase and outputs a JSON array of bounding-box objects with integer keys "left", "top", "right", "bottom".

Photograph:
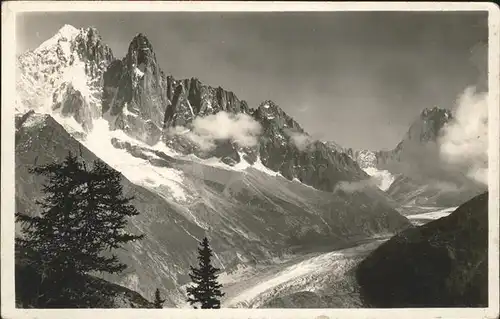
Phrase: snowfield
[
  {"left": 220, "top": 238, "right": 388, "bottom": 308},
  {"left": 362, "top": 166, "right": 395, "bottom": 191},
  {"left": 405, "top": 206, "right": 458, "bottom": 226}
]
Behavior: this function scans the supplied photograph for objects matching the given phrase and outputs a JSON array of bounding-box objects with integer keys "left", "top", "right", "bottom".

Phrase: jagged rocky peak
[
  {"left": 254, "top": 100, "right": 303, "bottom": 132},
  {"left": 323, "top": 140, "right": 346, "bottom": 153},
  {"left": 354, "top": 150, "right": 378, "bottom": 169},
  {"left": 421, "top": 106, "right": 452, "bottom": 119},
  {"left": 102, "top": 32, "right": 168, "bottom": 145},
  {"left": 73, "top": 26, "right": 115, "bottom": 70},
  {"left": 410, "top": 106, "right": 453, "bottom": 143},
  {"left": 164, "top": 80, "right": 251, "bottom": 129},
  {"left": 103, "top": 32, "right": 255, "bottom": 145},
  {"left": 126, "top": 33, "right": 157, "bottom": 72},
  {"left": 17, "top": 24, "right": 114, "bottom": 131},
  {"left": 252, "top": 100, "right": 367, "bottom": 190},
  {"left": 26, "top": 24, "right": 114, "bottom": 67},
  {"left": 375, "top": 106, "right": 454, "bottom": 164}
]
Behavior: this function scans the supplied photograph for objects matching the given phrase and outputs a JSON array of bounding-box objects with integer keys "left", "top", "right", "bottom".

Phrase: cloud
[
  {"left": 169, "top": 111, "right": 262, "bottom": 151},
  {"left": 284, "top": 129, "right": 316, "bottom": 151},
  {"left": 333, "top": 178, "right": 378, "bottom": 194},
  {"left": 438, "top": 86, "right": 488, "bottom": 186},
  {"left": 430, "top": 180, "right": 463, "bottom": 193},
  {"left": 363, "top": 166, "right": 395, "bottom": 191}
]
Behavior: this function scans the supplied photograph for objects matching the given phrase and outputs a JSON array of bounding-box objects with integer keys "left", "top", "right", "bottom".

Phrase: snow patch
[
  {"left": 252, "top": 157, "right": 280, "bottom": 177},
  {"left": 186, "top": 100, "right": 195, "bottom": 117},
  {"left": 133, "top": 66, "right": 144, "bottom": 78},
  {"left": 406, "top": 206, "right": 457, "bottom": 223},
  {"left": 122, "top": 104, "right": 139, "bottom": 118},
  {"left": 22, "top": 113, "right": 47, "bottom": 128},
  {"left": 363, "top": 167, "right": 395, "bottom": 191},
  {"left": 51, "top": 112, "right": 86, "bottom": 134},
  {"left": 35, "top": 24, "right": 79, "bottom": 54},
  {"left": 232, "top": 152, "right": 252, "bottom": 171},
  {"left": 81, "top": 119, "right": 189, "bottom": 202},
  {"left": 291, "top": 177, "right": 315, "bottom": 190},
  {"left": 62, "top": 57, "right": 91, "bottom": 102}
]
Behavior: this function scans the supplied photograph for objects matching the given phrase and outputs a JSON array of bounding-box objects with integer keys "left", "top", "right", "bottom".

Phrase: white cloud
[
  {"left": 169, "top": 111, "right": 262, "bottom": 151},
  {"left": 363, "top": 167, "right": 395, "bottom": 191},
  {"left": 284, "top": 129, "right": 315, "bottom": 151},
  {"left": 333, "top": 178, "right": 378, "bottom": 194},
  {"left": 430, "top": 180, "right": 462, "bottom": 192},
  {"left": 438, "top": 86, "right": 488, "bottom": 186}
]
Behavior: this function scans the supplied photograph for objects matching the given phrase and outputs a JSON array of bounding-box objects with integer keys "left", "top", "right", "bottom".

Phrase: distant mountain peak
[
  {"left": 125, "top": 33, "right": 157, "bottom": 71},
  {"left": 33, "top": 24, "right": 80, "bottom": 54},
  {"left": 58, "top": 24, "right": 79, "bottom": 35},
  {"left": 420, "top": 106, "right": 452, "bottom": 120},
  {"left": 128, "top": 33, "right": 155, "bottom": 53},
  {"left": 259, "top": 100, "right": 279, "bottom": 109}
]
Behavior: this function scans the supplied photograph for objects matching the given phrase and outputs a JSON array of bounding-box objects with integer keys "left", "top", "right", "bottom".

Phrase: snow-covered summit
[
  {"left": 17, "top": 24, "right": 114, "bottom": 130},
  {"left": 356, "top": 150, "right": 378, "bottom": 169},
  {"left": 34, "top": 24, "right": 80, "bottom": 54}
]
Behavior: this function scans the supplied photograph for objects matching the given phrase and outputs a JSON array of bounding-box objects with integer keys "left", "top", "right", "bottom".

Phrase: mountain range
[{"left": 14, "top": 24, "right": 486, "bottom": 307}]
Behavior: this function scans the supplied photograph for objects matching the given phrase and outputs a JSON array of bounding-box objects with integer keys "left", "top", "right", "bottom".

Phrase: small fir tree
[
  {"left": 186, "top": 237, "right": 225, "bottom": 309},
  {"left": 16, "top": 152, "right": 144, "bottom": 306},
  {"left": 153, "top": 288, "right": 166, "bottom": 308}
]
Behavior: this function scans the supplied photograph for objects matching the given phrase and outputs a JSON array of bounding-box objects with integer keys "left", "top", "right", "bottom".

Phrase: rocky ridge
[{"left": 18, "top": 25, "right": 373, "bottom": 194}]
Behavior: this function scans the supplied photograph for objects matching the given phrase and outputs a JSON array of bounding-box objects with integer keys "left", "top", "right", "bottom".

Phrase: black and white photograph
[{"left": 2, "top": 2, "right": 499, "bottom": 319}]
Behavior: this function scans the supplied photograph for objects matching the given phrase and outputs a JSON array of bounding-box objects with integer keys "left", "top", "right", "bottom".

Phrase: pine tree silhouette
[
  {"left": 186, "top": 237, "right": 225, "bottom": 309},
  {"left": 15, "top": 152, "right": 144, "bottom": 306},
  {"left": 153, "top": 288, "right": 166, "bottom": 308}
]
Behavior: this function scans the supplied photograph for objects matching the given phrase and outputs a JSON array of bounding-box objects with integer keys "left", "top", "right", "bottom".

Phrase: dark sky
[{"left": 16, "top": 11, "right": 488, "bottom": 150}]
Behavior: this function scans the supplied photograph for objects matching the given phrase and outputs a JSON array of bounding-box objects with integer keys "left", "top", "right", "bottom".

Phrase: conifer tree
[
  {"left": 186, "top": 237, "right": 225, "bottom": 309},
  {"left": 153, "top": 288, "right": 166, "bottom": 308},
  {"left": 15, "top": 152, "right": 144, "bottom": 305}
]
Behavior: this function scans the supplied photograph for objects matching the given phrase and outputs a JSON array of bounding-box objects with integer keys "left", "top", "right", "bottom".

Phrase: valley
[{"left": 216, "top": 205, "right": 456, "bottom": 308}]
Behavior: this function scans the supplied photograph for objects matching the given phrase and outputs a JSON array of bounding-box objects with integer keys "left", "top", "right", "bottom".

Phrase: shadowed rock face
[
  {"left": 355, "top": 192, "right": 488, "bottom": 307},
  {"left": 102, "top": 34, "right": 251, "bottom": 146},
  {"left": 101, "top": 34, "right": 168, "bottom": 145},
  {"left": 52, "top": 83, "right": 93, "bottom": 131},
  {"left": 254, "top": 100, "right": 366, "bottom": 192}
]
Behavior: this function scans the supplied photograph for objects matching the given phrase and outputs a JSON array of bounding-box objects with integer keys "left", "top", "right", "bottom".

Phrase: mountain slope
[
  {"left": 355, "top": 192, "right": 489, "bottom": 307},
  {"left": 16, "top": 110, "right": 410, "bottom": 306}
]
